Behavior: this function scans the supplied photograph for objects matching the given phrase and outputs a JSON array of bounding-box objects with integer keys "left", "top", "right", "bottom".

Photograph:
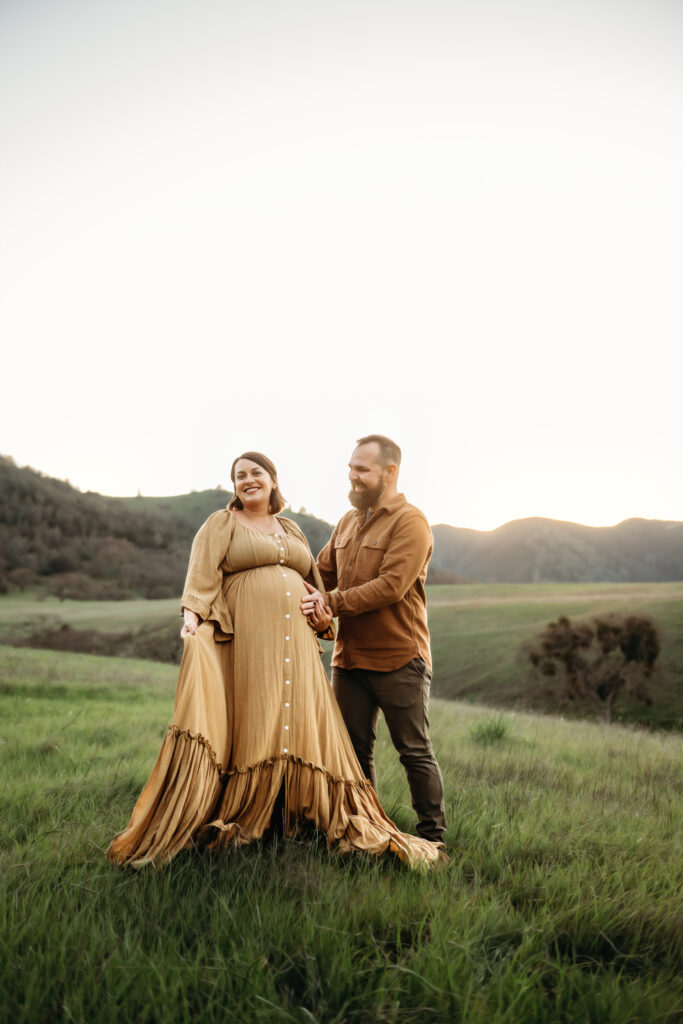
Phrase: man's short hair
[{"left": 356, "top": 434, "right": 402, "bottom": 468}]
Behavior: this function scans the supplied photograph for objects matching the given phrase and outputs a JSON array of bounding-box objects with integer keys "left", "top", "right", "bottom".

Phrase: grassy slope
[
  {"left": 1, "top": 646, "right": 681, "bottom": 1023},
  {"left": 2, "top": 582, "right": 681, "bottom": 729},
  {"left": 427, "top": 582, "right": 683, "bottom": 729},
  {"left": 0, "top": 594, "right": 180, "bottom": 633}
]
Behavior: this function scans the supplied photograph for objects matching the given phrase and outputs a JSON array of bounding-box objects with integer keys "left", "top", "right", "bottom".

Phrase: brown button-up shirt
[{"left": 317, "top": 493, "right": 433, "bottom": 672}]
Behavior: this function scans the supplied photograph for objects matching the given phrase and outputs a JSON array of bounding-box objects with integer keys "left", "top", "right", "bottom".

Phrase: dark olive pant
[{"left": 332, "top": 658, "right": 447, "bottom": 843}]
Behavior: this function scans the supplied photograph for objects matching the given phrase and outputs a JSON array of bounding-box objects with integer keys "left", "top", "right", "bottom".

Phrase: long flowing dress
[{"left": 107, "top": 510, "right": 445, "bottom": 869}]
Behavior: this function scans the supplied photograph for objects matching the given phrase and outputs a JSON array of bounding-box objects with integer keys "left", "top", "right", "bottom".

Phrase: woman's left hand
[
  {"left": 306, "top": 603, "right": 333, "bottom": 632},
  {"left": 301, "top": 581, "right": 331, "bottom": 631}
]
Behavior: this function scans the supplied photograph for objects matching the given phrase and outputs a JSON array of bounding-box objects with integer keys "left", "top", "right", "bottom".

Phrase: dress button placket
[{"left": 283, "top": 540, "right": 291, "bottom": 755}]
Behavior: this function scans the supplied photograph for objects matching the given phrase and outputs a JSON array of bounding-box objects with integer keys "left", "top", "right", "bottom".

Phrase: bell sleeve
[{"left": 180, "top": 510, "right": 235, "bottom": 632}]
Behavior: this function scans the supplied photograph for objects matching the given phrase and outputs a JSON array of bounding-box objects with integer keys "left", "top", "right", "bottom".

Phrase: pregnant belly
[{"left": 223, "top": 564, "right": 308, "bottom": 623}]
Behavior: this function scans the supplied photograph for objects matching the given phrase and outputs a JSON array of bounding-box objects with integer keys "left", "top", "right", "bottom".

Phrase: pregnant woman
[{"left": 107, "top": 452, "right": 445, "bottom": 869}]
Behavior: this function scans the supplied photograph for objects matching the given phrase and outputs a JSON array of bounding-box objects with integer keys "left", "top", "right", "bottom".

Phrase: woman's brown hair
[{"left": 228, "top": 452, "right": 286, "bottom": 514}]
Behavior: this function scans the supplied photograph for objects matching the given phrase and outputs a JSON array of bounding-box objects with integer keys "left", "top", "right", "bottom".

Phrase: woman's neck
[{"left": 238, "top": 504, "right": 272, "bottom": 521}]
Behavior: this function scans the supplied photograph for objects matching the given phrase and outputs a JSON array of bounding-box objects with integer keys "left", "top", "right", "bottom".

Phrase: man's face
[{"left": 348, "top": 442, "right": 386, "bottom": 511}]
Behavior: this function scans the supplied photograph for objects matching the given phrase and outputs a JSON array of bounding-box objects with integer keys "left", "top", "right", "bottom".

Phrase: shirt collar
[{"left": 352, "top": 492, "right": 407, "bottom": 524}]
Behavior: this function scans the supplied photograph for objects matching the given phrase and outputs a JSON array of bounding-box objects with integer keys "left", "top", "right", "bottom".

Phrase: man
[{"left": 301, "top": 434, "right": 446, "bottom": 846}]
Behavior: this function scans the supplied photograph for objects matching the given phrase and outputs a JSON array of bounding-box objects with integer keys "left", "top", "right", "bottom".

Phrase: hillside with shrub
[{"left": 2, "top": 581, "right": 680, "bottom": 730}]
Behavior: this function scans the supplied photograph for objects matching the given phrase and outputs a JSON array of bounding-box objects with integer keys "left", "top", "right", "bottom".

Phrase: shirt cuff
[{"left": 326, "top": 591, "right": 339, "bottom": 616}]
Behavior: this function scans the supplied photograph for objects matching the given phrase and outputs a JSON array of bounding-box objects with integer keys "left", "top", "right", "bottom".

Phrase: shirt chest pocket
[
  {"left": 355, "top": 535, "right": 389, "bottom": 582},
  {"left": 334, "top": 536, "right": 351, "bottom": 583}
]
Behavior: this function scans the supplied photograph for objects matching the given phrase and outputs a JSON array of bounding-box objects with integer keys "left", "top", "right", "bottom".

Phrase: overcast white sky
[{"left": 1, "top": 0, "right": 681, "bottom": 530}]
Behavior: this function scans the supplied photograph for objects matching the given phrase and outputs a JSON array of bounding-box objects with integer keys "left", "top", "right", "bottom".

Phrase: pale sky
[{"left": 1, "top": 0, "right": 681, "bottom": 530}]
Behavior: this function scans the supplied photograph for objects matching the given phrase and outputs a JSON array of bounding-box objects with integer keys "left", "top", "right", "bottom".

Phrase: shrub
[{"left": 526, "top": 613, "right": 661, "bottom": 723}]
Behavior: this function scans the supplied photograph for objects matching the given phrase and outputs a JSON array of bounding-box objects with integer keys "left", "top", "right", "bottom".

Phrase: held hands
[
  {"left": 180, "top": 609, "right": 199, "bottom": 638},
  {"left": 301, "top": 581, "right": 333, "bottom": 632}
]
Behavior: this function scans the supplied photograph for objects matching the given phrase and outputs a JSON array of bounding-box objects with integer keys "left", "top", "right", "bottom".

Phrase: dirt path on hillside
[{"left": 429, "top": 589, "right": 682, "bottom": 609}]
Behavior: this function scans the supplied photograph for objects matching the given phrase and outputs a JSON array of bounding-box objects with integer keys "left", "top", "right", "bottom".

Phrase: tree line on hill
[
  {"left": 0, "top": 457, "right": 190, "bottom": 598},
  {"left": 0, "top": 456, "right": 337, "bottom": 599},
  {"left": 2, "top": 456, "right": 683, "bottom": 597}
]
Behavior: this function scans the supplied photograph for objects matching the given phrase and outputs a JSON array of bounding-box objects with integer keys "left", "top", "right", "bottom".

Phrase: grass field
[
  {"left": 0, "top": 594, "right": 179, "bottom": 633},
  {"left": 1, "top": 645, "right": 681, "bottom": 1023},
  {"left": 2, "top": 581, "right": 682, "bottom": 729}
]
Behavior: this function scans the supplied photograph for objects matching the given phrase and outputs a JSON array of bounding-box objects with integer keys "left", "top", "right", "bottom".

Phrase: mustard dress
[{"left": 107, "top": 511, "right": 445, "bottom": 869}]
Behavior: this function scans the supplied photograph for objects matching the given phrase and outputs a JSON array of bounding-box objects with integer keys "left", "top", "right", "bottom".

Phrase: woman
[{"left": 107, "top": 453, "right": 445, "bottom": 869}]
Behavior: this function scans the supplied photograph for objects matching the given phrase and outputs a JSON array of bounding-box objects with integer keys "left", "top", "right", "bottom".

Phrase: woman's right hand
[{"left": 180, "top": 609, "right": 199, "bottom": 638}]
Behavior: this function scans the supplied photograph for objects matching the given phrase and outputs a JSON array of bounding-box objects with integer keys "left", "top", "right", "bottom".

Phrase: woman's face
[{"left": 233, "top": 458, "right": 275, "bottom": 511}]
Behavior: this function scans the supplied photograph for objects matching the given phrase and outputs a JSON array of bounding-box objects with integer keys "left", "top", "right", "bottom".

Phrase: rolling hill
[
  {"left": 0, "top": 456, "right": 333, "bottom": 598},
  {"left": 432, "top": 516, "right": 683, "bottom": 583},
  {"left": 2, "top": 455, "right": 682, "bottom": 593}
]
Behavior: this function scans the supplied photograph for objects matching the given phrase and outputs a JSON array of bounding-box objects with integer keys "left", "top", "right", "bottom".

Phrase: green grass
[
  {"left": 0, "top": 594, "right": 179, "bottom": 634},
  {"left": 1, "top": 645, "right": 681, "bottom": 1023}
]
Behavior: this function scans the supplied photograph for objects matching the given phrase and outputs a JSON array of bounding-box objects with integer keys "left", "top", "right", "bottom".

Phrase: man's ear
[{"left": 384, "top": 463, "right": 398, "bottom": 484}]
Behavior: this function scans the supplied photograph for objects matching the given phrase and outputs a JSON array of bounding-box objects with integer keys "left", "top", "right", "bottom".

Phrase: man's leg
[
  {"left": 332, "top": 667, "right": 381, "bottom": 789},
  {"left": 372, "top": 659, "right": 447, "bottom": 843}
]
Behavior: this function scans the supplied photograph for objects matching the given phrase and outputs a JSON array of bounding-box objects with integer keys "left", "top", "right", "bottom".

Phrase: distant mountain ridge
[
  {"left": 432, "top": 516, "right": 683, "bottom": 583},
  {"left": 1, "top": 456, "right": 682, "bottom": 593}
]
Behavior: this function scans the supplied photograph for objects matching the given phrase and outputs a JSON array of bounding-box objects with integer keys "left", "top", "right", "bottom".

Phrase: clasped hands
[{"left": 301, "top": 581, "right": 333, "bottom": 632}]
